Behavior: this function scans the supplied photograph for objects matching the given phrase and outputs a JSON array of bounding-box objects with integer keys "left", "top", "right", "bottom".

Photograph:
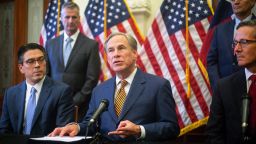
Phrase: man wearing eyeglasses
[
  {"left": 0, "top": 43, "right": 74, "bottom": 136},
  {"left": 207, "top": 0, "right": 256, "bottom": 92},
  {"left": 206, "top": 20, "right": 256, "bottom": 144}
]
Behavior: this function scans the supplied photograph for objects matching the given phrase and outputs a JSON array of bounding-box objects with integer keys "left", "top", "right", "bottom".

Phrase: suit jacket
[
  {"left": 207, "top": 19, "right": 241, "bottom": 92},
  {"left": 0, "top": 76, "right": 74, "bottom": 136},
  {"left": 207, "top": 15, "right": 256, "bottom": 92},
  {"left": 45, "top": 32, "right": 101, "bottom": 118},
  {"left": 206, "top": 69, "right": 255, "bottom": 144},
  {"left": 79, "top": 69, "right": 180, "bottom": 142}
]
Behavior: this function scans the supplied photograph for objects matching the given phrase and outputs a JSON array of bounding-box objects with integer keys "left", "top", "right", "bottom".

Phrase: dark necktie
[
  {"left": 24, "top": 87, "right": 37, "bottom": 134},
  {"left": 114, "top": 80, "right": 128, "bottom": 117},
  {"left": 249, "top": 75, "right": 256, "bottom": 136}
]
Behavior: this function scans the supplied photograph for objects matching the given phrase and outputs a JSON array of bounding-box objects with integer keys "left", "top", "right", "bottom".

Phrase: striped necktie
[
  {"left": 115, "top": 80, "right": 128, "bottom": 117},
  {"left": 24, "top": 87, "right": 37, "bottom": 134}
]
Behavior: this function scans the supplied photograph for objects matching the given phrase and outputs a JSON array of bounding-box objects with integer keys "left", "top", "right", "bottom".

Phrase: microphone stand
[
  {"left": 85, "top": 121, "right": 102, "bottom": 144},
  {"left": 241, "top": 94, "right": 250, "bottom": 144},
  {"left": 89, "top": 132, "right": 102, "bottom": 144}
]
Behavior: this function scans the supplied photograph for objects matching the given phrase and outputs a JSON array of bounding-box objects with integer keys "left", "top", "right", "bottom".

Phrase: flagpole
[
  {"left": 102, "top": 0, "right": 109, "bottom": 81},
  {"left": 185, "top": 0, "right": 191, "bottom": 98},
  {"left": 57, "top": 0, "right": 61, "bottom": 36}
]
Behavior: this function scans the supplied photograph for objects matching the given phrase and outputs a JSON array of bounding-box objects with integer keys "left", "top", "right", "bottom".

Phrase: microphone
[
  {"left": 241, "top": 94, "right": 250, "bottom": 135},
  {"left": 87, "top": 99, "right": 109, "bottom": 127}
]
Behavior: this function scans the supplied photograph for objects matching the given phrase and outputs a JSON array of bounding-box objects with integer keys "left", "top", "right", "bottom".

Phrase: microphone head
[{"left": 101, "top": 99, "right": 109, "bottom": 107}]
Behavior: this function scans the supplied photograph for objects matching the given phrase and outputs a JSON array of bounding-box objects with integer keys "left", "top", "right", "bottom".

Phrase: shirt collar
[
  {"left": 245, "top": 68, "right": 255, "bottom": 81},
  {"left": 26, "top": 76, "right": 45, "bottom": 92},
  {"left": 64, "top": 30, "right": 79, "bottom": 42},
  {"left": 235, "top": 14, "right": 252, "bottom": 28},
  {"left": 116, "top": 68, "right": 137, "bottom": 86}
]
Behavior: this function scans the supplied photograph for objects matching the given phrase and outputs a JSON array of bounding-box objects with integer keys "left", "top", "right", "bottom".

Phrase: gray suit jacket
[
  {"left": 0, "top": 76, "right": 74, "bottom": 135},
  {"left": 45, "top": 33, "right": 101, "bottom": 111}
]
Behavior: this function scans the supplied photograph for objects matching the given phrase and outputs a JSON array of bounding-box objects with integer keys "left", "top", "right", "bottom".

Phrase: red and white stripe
[{"left": 140, "top": 10, "right": 212, "bottom": 128}]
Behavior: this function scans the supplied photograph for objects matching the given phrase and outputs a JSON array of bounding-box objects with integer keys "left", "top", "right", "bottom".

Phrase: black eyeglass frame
[
  {"left": 232, "top": 39, "right": 256, "bottom": 49},
  {"left": 23, "top": 56, "right": 46, "bottom": 66}
]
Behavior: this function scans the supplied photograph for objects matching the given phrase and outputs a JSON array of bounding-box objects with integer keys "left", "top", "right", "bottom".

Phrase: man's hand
[
  {"left": 48, "top": 124, "right": 79, "bottom": 137},
  {"left": 108, "top": 120, "right": 141, "bottom": 138}
]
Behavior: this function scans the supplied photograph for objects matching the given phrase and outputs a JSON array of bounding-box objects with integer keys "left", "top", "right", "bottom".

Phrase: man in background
[
  {"left": 207, "top": 0, "right": 255, "bottom": 91},
  {"left": 0, "top": 43, "right": 74, "bottom": 135},
  {"left": 207, "top": 20, "right": 256, "bottom": 144},
  {"left": 45, "top": 2, "right": 101, "bottom": 122},
  {"left": 49, "top": 32, "right": 180, "bottom": 142}
]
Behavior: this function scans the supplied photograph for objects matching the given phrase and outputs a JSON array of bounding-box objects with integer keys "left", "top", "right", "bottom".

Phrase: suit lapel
[
  {"left": 65, "top": 33, "right": 81, "bottom": 70},
  {"left": 232, "top": 70, "right": 247, "bottom": 109},
  {"left": 58, "top": 35, "right": 65, "bottom": 67},
  {"left": 119, "top": 69, "right": 145, "bottom": 120},
  {"left": 31, "top": 77, "right": 52, "bottom": 128},
  {"left": 17, "top": 82, "right": 26, "bottom": 133},
  {"left": 228, "top": 20, "right": 235, "bottom": 51},
  {"left": 107, "top": 78, "right": 119, "bottom": 123}
]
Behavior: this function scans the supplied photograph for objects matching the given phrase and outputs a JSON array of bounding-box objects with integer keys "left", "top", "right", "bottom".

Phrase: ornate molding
[{"left": 126, "top": 0, "right": 151, "bottom": 16}]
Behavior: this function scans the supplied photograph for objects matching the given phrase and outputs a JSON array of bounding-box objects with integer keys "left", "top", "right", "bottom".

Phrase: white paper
[{"left": 30, "top": 136, "right": 91, "bottom": 142}]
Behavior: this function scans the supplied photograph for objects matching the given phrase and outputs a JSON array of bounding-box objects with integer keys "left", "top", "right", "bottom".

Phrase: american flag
[
  {"left": 81, "top": 0, "right": 145, "bottom": 81},
  {"left": 140, "top": 0, "right": 213, "bottom": 135},
  {"left": 39, "top": 0, "right": 70, "bottom": 46},
  {"left": 40, "top": 0, "right": 214, "bottom": 135}
]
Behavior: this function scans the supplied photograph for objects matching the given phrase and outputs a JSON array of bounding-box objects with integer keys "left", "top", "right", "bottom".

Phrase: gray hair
[
  {"left": 61, "top": 2, "right": 80, "bottom": 16},
  {"left": 104, "top": 32, "right": 138, "bottom": 52}
]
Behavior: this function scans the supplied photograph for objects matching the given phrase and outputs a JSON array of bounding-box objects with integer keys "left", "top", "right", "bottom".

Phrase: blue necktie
[
  {"left": 24, "top": 87, "right": 37, "bottom": 135},
  {"left": 63, "top": 37, "right": 73, "bottom": 66}
]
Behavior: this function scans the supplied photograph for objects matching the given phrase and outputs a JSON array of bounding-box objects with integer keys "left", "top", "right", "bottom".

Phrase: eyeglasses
[
  {"left": 23, "top": 56, "right": 45, "bottom": 65},
  {"left": 232, "top": 39, "right": 256, "bottom": 49}
]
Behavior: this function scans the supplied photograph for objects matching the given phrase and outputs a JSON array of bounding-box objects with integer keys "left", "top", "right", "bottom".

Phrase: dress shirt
[
  {"left": 234, "top": 14, "right": 252, "bottom": 35},
  {"left": 245, "top": 68, "right": 256, "bottom": 92},
  {"left": 63, "top": 30, "right": 80, "bottom": 53},
  {"left": 115, "top": 68, "right": 146, "bottom": 139},
  {"left": 23, "top": 76, "right": 45, "bottom": 128}
]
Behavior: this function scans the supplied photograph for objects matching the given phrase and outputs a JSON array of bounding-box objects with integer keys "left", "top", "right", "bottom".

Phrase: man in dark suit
[
  {"left": 207, "top": 0, "right": 255, "bottom": 91},
  {"left": 206, "top": 20, "right": 256, "bottom": 144},
  {"left": 45, "top": 2, "right": 101, "bottom": 122},
  {"left": 49, "top": 32, "right": 180, "bottom": 142},
  {"left": 0, "top": 43, "right": 74, "bottom": 135}
]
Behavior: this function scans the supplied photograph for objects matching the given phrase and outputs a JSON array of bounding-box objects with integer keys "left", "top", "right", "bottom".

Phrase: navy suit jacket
[
  {"left": 207, "top": 19, "right": 241, "bottom": 91},
  {"left": 207, "top": 15, "right": 256, "bottom": 91},
  {"left": 45, "top": 33, "right": 101, "bottom": 110},
  {"left": 206, "top": 70, "right": 254, "bottom": 144},
  {"left": 0, "top": 76, "right": 74, "bottom": 135},
  {"left": 79, "top": 69, "right": 180, "bottom": 142}
]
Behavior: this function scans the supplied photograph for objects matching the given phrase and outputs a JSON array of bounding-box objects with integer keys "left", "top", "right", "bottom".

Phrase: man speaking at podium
[{"left": 49, "top": 32, "right": 180, "bottom": 142}]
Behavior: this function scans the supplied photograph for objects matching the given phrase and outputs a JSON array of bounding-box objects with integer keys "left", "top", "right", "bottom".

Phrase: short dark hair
[
  {"left": 237, "top": 20, "right": 256, "bottom": 38},
  {"left": 18, "top": 43, "right": 46, "bottom": 64}
]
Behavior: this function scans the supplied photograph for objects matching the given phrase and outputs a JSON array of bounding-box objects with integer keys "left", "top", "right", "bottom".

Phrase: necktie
[
  {"left": 115, "top": 80, "right": 128, "bottom": 117},
  {"left": 63, "top": 37, "right": 73, "bottom": 66},
  {"left": 24, "top": 87, "right": 37, "bottom": 135},
  {"left": 249, "top": 75, "right": 256, "bottom": 136}
]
